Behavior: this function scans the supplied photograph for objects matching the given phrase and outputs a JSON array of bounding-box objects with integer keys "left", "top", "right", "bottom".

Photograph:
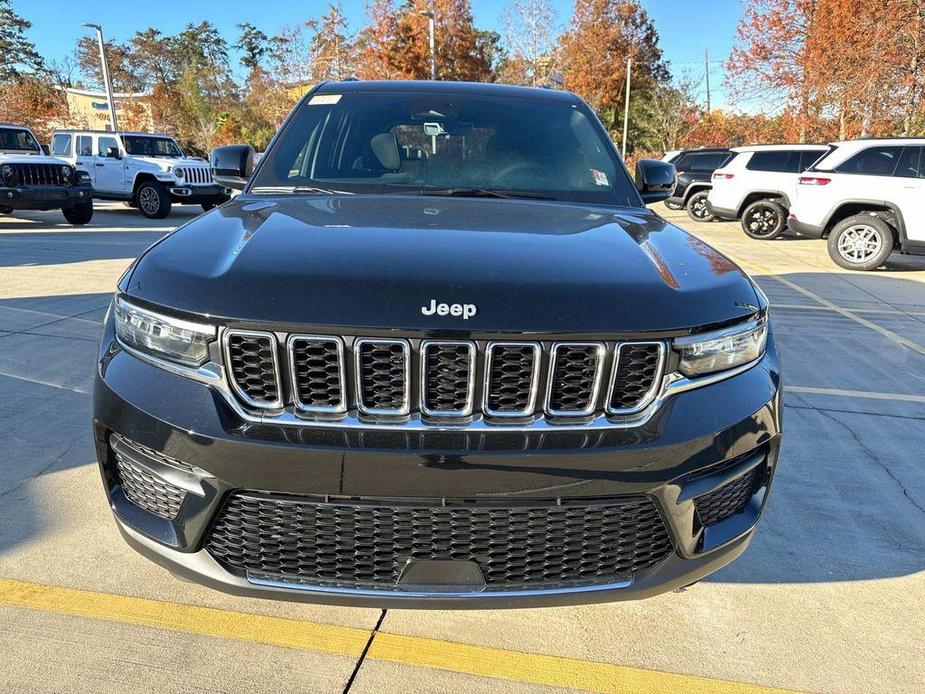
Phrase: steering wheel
[{"left": 492, "top": 161, "right": 547, "bottom": 186}]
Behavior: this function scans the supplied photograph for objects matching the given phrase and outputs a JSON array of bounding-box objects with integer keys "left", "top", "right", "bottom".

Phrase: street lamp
[
  {"left": 420, "top": 11, "right": 435, "bottom": 80},
  {"left": 82, "top": 23, "right": 118, "bottom": 132}
]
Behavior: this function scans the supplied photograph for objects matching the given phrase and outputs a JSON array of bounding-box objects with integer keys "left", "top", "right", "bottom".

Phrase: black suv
[
  {"left": 663, "top": 147, "right": 734, "bottom": 222},
  {"left": 92, "top": 81, "right": 781, "bottom": 608}
]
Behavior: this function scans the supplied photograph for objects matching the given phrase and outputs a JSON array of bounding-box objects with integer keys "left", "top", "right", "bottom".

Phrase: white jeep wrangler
[
  {"left": 0, "top": 123, "right": 94, "bottom": 224},
  {"left": 50, "top": 130, "right": 230, "bottom": 218}
]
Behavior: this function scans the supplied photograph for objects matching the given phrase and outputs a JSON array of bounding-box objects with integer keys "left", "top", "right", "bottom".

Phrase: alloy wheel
[
  {"left": 139, "top": 187, "right": 159, "bottom": 215},
  {"left": 837, "top": 224, "right": 883, "bottom": 264}
]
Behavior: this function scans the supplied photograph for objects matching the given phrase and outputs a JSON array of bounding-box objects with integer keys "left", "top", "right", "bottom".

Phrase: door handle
[{"left": 95, "top": 163, "right": 105, "bottom": 167}]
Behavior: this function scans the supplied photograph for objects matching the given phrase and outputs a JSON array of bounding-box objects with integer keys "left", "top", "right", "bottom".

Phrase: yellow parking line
[
  {"left": 0, "top": 577, "right": 370, "bottom": 657},
  {"left": 0, "top": 577, "right": 798, "bottom": 694}
]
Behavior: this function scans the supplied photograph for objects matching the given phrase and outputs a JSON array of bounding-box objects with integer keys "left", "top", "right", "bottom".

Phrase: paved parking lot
[{"left": 0, "top": 201, "right": 923, "bottom": 693}]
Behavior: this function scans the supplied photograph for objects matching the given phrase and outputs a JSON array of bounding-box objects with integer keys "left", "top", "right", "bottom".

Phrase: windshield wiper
[
  {"left": 417, "top": 188, "right": 554, "bottom": 201},
  {"left": 250, "top": 185, "right": 354, "bottom": 195}
]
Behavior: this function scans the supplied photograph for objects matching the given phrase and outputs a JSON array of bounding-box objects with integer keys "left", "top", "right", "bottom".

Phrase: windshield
[
  {"left": 250, "top": 91, "right": 640, "bottom": 206},
  {"left": 123, "top": 135, "right": 183, "bottom": 158},
  {"left": 0, "top": 128, "right": 40, "bottom": 153}
]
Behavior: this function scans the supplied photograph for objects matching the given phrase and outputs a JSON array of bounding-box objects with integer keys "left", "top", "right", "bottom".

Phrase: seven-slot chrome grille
[
  {"left": 176, "top": 166, "right": 212, "bottom": 185},
  {"left": 222, "top": 330, "right": 668, "bottom": 425}
]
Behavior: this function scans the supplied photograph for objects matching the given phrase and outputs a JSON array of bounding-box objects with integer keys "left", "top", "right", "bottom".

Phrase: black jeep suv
[
  {"left": 92, "top": 81, "right": 780, "bottom": 608},
  {"left": 663, "top": 147, "right": 734, "bottom": 222}
]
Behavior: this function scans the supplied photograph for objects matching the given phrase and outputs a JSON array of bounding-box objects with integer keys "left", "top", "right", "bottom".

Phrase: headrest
[{"left": 371, "top": 133, "right": 401, "bottom": 171}]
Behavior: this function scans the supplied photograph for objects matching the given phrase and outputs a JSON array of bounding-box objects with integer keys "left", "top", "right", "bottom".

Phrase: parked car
[
  {"left": 93, "top": 80, "right": 780, "bottom": 608},
  {"left": 707, "top": 144, "right": 829, "bottom": 239},
  {"left": 662, "top": 147, "right": 734, "bottom": 221},
  {"left": 0, "top": 123, "right": 94, "bottom": 224},
  {"left": 788, "top": 138, "right": 925, "bottom": 270},
  {"left": 50, "top": 129, "right": 231, "bottom": 218}
]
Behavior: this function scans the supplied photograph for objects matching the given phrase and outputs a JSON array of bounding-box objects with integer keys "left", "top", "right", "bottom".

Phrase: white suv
[
  {"left": 707, "top": 144, "right": 829, "bottom": 239},
  {"left": 789, "top": 138, "right": 925, "bottom": 270},
  {"left": 50, "top": 130, "right": 230, "bottom": 218}
]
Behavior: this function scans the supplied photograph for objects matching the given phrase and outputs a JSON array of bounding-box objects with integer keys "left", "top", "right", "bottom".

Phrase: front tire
[
  {"left": 136, "top": 181, "right": 172, "bottom": 219},
  {"left": 686, "top": 190, "right": 715, "bottom": 222},
  {"left": 741, "top": 200, "right": 787, "bottom": 240},
  {"left": 0, "top": 206, "right": 12, "bottom": 215},
  {"left": 63, "top": 201, "right": 93, "bottom": 225},
  {"left": 827, "top": 215, "right": 894, "bottom": 271}
]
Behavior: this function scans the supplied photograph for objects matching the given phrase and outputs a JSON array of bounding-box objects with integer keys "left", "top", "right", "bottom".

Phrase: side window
[
  {"left": 893, "top": 146, "right": 923, "bottom": 179},
  {"left": 76, "top": 135, "right": 93, "bottom": 156},
  {"left": 671, "top": 153, "right": 692, "bottom": 171},
  {"left": 51, "top": 133, "right": 72, "bottom": 156},
  {"left": 835, "top": 146, "right": 903, "bottom": 176},
  {"left": 746, "top": 151, "right": 790, "bottom": 172},
  {"left": 684, "top": 152, "right": 730, "bottom": 171},
  {"left": 799, "top": 149, "right": 827, "bottom": 171},
  {"left": 98, "top": 136, "right": 119, "bottom": 157}
]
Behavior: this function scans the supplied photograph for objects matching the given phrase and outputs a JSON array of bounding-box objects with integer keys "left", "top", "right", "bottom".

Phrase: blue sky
[{"left": 16, "top": 0, "right": 742, "bottom": 108}]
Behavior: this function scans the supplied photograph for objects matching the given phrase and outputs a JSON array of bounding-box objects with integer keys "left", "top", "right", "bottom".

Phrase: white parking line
[{"left": 787, "top": 386, "right": 925, "bottom": 404}]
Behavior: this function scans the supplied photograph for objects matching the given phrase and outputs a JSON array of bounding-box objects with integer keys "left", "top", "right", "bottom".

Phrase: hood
[
  {"left": 0, "top": 152, "right": 69, "bottom": 165},
  {"left": 132, "top": 156, "right": 208, "bottom": 170},
  {"left": 126, "top": 195, "right": 761, "bottom": 334}
]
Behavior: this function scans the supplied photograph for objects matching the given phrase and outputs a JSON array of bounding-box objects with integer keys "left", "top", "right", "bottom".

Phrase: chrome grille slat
[
  {"left": 483, "top": 342, "right": 541, "bottom": 417},
  {"left": 420, "top": 340, "right": 476, "bottom": 416},
  {"left": 288, "top": 335, "right": 346, "bottom": 414},
  {"left": 178, "top": 166, "right": 211, "bottom": 185},
  {"left": 606, "top": 342, "right": 666, "bottom": 415},
  {"left": 545, "top": 342, "right": 605, "bottom": 416},
  {"left": 355, "top": 338, "right": 411, "bottom": 416}
]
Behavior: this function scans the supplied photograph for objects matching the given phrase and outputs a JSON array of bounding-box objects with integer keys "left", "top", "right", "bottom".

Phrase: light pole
[
  {"left": 420, "top": 11, "right": 435, "bottom": 80},
  {"left": 83, "top": 23, "right": 118, "bottom": 132}
]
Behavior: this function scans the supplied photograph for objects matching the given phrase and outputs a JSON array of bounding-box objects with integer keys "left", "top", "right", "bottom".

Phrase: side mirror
[
  {"left": 211, "top": 144, "right": 254, "bottom": 191},
  {"left": 40, "top": 144, "right": 50, "bottom": 155},
  {"left": 107, "top": 146, "right": 121, "bottom": 159},
  {"left": 635, "top": 159, "right": 676, "bottom": 204}
]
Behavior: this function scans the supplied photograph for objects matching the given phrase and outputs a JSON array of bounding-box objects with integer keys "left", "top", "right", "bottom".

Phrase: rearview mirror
[
  {"left": 635, "top": 159, "right": 676, "bottom": 204},
  {"left": 211, "top": 144, "right": 255, "bottom": 191}
]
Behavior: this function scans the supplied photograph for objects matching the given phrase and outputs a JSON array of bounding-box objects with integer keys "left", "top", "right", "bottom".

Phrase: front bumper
[
  {"left": 167, "top": 184, "right": 230, "bottom": 205},
  {"left": 0, "top": 183, "right": 93, "bottom": 210},
  {"left": 93, "top": 316, "right": 782, "bottom": 608}
]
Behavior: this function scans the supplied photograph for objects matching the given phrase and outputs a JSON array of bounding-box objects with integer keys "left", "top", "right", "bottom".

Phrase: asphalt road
[{"left": 0, "top": 201, "right": 923, "bottom": 693}]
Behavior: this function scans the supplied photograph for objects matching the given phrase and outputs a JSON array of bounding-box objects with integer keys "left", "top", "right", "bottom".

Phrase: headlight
[
  {"left": 60, "top": 164, "right": 73, "bottom": 182},
  {"left": 674, "top": 316, "right": 768, "bottom": 377},
  {"left": 114, "top": 296, "right": 215, "bottom": 367},
  {"left": 0, "top": 164, "right": 16, "bottom": 186},
  {"left": 173, "top": 167, "right": 184, "bottom": 178}
]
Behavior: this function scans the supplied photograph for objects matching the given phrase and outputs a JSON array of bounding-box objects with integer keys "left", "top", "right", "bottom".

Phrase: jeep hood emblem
[{"left": 421, "top": 299, "right": 477, "bottom": 319}]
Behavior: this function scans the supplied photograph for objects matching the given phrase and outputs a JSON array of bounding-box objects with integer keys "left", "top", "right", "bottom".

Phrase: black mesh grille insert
[
  {"left": 422, "top": 342, "right": 473, "bottom": 414},
  {"left": 206, "top": 494, "right": 674, "bottom": 590},
  {"left": 357, "top": 340, "right": 408, "bottom": 413},
  {"left": 290, "top": 337, "right": 344, "bottom": 411},
  {"left": 547, "top": 344, "right": 602, "bottom": 414},
  {"left": 609, "top": 343, "right": 663, "bottom": 412},
  {"left": 485, "top": 344, "right": 538, "bottom": 414},
  {"left": 695, "top": 465, "right": 766, "bottom": 527},
  {"left": 114, "top": 448, "right": 186, "bottom": 519},
  {"left": 226, "top": 332, "right": 280, "bottom": 407}
]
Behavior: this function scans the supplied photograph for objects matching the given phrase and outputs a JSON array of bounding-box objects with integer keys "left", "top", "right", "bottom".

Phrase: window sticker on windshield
[
  {"left": 309, "top": 94, "right": 342, "bottom": 106},
  {"left": 591, "top": 169, "right": 609, "bottom": 186}
]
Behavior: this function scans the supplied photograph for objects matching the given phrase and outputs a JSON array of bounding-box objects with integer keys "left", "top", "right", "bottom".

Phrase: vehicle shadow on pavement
[
  {"left": 711, "top": 271, "right": 925, "bottom": 584},
  {"left": 0, "top": 230, "right": 169, "bottom": 269}
]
